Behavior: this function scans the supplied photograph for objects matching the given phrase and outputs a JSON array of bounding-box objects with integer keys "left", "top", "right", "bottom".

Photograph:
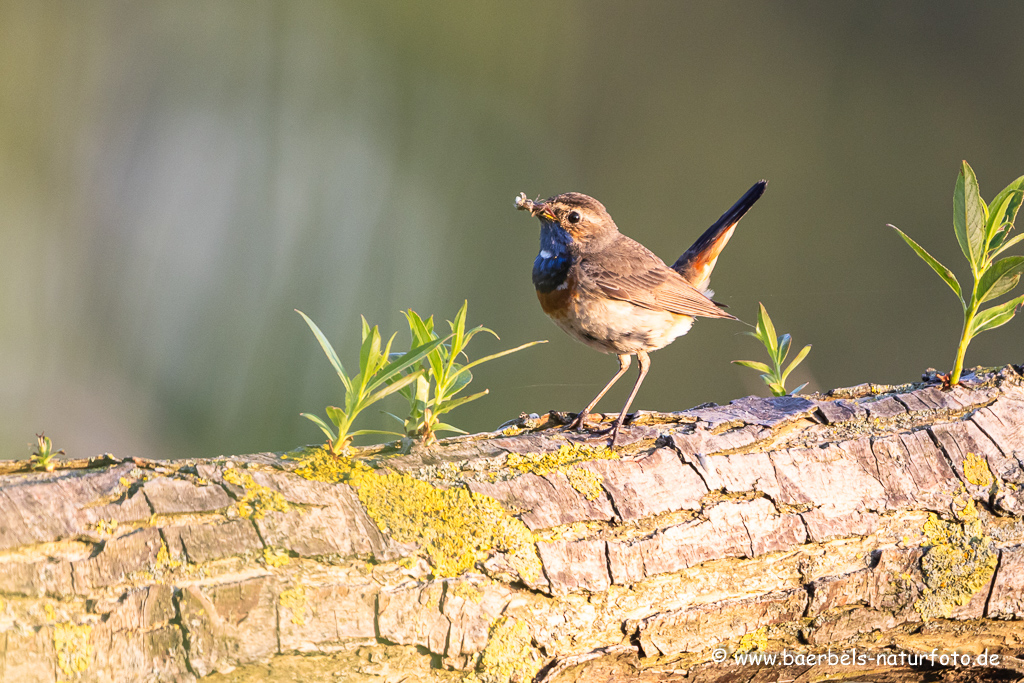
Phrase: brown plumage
[{"left": 516, "top": 180, "right": 767, "bottom": 445}]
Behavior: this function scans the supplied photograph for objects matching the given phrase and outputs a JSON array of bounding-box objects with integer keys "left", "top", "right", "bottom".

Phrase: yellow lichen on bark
[
  {"left": 962, "top": 452, "right": 994, "bottom": 487},
  {"left": 295, "top": 449, "right": 541, "bottom": 580},
  {"left": 223, "top": 467, "right": 290, "bottom": 520},
  {"left": 54, "top": 622, "right": 92, "bottom": 679},
  {"left": 915, "top": 498, "right": 997, "bottom": 620},
  {"left": 475, "top": 617, "right": 543, "bottom": 683},
  {"left": 504, "top": 442, "right": 616, "bottom": 500},
  {"left": 279, "top": 585, "right": 307, "bottom": 626}
]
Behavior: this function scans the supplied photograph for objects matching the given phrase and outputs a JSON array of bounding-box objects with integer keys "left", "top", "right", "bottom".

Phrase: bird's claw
[
  {"left": 562, "top": 412, "right": 628, "bottom": 447},
  {"left": 565, "top": 413, "right": 588, "bottom": 431},
  {"left": 565, "top": 428, "right": 619, "bottom": 447}
]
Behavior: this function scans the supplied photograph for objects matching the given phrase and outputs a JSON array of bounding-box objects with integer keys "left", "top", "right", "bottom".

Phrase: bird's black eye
[{"left": 567, "top": 211, "right": 581, "bottom": 224}]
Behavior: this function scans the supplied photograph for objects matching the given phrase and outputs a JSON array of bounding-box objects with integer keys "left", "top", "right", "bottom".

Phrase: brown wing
[{"left": 578, "top": 237, "right": 736, "bottom": 320}]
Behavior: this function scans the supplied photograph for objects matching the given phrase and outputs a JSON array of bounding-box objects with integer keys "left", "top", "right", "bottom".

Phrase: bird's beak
[{"left": 515, "top": 192, "right": 556, "bottom": 222}]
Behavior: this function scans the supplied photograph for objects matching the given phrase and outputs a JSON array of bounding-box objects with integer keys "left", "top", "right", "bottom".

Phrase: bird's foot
[
  {"left": 564, "top": 411, "right": 638, "bottom": 447},
  {"left": 588, "top": 411, "right": 640, "bottom": 447},
  {"left": 565, "top": 410, "right": 594, "bottom": 431}
]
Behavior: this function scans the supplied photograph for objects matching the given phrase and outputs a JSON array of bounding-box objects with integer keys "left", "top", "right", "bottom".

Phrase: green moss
[
  {"left": 54, "top": 622, "right": 92, "bottom": 678},
  {"left": 296, "top": 449, "right": 542, "bottom": 581},
  {"left": 223, "top": 467, "right": 290, "bottom": 520},
  {"left": 505, "top": 443, "right": 616, "bottom": 501},
  {"left": 279, "top": 585, "right": 307, "bottom": 626},
  {"left": 962, "top": 452, "right": 994, "bottom": 487},
  {"left": 915, "top": 501, "right": 997, "bottom": 621},
  {"left": 477, "top": 617, "right": 543, "bottom": 683}
]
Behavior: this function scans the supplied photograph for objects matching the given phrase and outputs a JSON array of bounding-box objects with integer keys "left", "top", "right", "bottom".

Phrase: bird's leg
[
  {"left": 567, "top": 354, "right": 631, "bottom": 431},
  {"left": 608, "top": 350, "right": 651, "bottom": 446}
]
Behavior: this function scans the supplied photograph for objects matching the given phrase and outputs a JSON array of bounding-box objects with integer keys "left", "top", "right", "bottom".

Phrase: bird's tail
[{"left": 671, "top": 180, "right": 767, "bottom": 295}]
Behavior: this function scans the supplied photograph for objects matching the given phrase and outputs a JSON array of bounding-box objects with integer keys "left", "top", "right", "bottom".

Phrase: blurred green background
[{"left": 3, "top": 1, "right": 1024, "bottom": 461}]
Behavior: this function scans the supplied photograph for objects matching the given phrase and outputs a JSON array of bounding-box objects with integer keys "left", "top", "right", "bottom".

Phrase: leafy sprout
[
  {"left": 297, "top": 310, "right": 447, "bottom": 455},
  {"left": 732, "top": 303, "right": 812, "bottom": 397},
  {"left": 891, "top": 161, "right": 1024, "bottom": 386},
  {"left": 31, "top": 432, "right": 64, "bottom": 471},
  {"left": 388, "top": 301, "right": 546, "bottom": 446}
]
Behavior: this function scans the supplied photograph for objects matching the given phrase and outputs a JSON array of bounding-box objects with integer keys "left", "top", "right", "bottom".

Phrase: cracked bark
[{"left": 0, "top": 367, "right": 1023, "bottom": 682}]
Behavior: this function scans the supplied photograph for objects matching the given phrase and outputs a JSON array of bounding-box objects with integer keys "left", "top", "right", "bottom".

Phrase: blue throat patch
[{"left": 532, "top": 223, "right": 573, "bottom": 293}]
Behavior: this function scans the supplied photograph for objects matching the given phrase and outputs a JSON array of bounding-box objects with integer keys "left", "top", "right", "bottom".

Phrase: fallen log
[{"left": 1, "top": 366, "right": 1023, "bottom": 682}]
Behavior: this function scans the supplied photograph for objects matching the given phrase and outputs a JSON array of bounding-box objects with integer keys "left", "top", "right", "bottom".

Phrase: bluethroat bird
[{"left": 515, "top": 180, "right": 767, "bottom": 446}]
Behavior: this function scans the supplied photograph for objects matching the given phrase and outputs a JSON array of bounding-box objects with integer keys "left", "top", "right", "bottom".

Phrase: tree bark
[{"left": 1, "top": 366, "right": 1023, "bottom": 682}]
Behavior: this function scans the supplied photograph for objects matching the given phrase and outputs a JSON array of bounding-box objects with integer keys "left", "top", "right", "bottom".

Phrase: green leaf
[
  {"left": 777, "top": 333, "right": 792, "bottom": 367},
  {"left": 349, "top": 428, "right": 406, "bottom": 438},
  {"left": 755, "top": 303, "right": 778, "bottom": 357},
  {"left": 325, "top": 405, "right": 348, "bottom": 430},
  {"left": 300, "top": 412, "right": 337, "bottom": 443},
  {"left": 992, "top": 231, "right": 1024, "bottom": 259},
  {"left": 379, "top": 332, "right": 399, "bottom": 376},
  {"left": 461, "top": 324, "right": 499, "bottom": 354},
  {"left": 296, "top": 310, "right": 352, "bottom": 393},
  {"left": 968, "top": 294, "right": 1024, "bottom": 337},
  {"left": 432, "top": 422, "right": 469, "bottom": 435},
  {"left": 403, "top": 309, "right": 436, "bottom": 348},
  {"left": 426, "top": 342, "right": 447, "bottom": 391},
  {"left": 976, "top": 256, "right": 1024, "bottom": 304},
  {"left": 987, "top": 176, "right": 1024, "bottom": 247},
  {"left": 985, "top": 189, "right": 1022, "bottom": 254},
  {"left": 448, "top": 340, "right": 547, "bottom": 379},
  {"left": 431, "top": 389, "right": 489, "bottom": 417},
  {"left": 451, "top": 300, "right": 469, "bottom": 357},
  {"left": 732, "top": 360, "right": 772, "bottom": 374},
  {"left": 363, "top": 370, "right": 425, "bottom": 407},
  {"left": 365, "top": 337, "right": 448, "bottom": 395},
  {"left": 358, "top": 325, "right": 383, "bottom": 386},
  {"left": 412, "top": 374, "right": 430, "bottom": 404},
  {"left": 790, "top": 382, "right": 809, "bottom": 395},
  {"left": 890, "top": 226, "right": 964, "bottom": 305},
  {"left": 962, "top": 161, "right": 987, "bottom": 272},
  {"left": 447, "top": 366, "right": 473, "bottom": 397},
  {"left": 781, "top": 344, "right": 812, "bottom": 384},
  {"left": 953, "top": 168, "right": 970, "bottom": 265},
  {"left": 381, "top": 411, "right": 407, "bottom": 426}
]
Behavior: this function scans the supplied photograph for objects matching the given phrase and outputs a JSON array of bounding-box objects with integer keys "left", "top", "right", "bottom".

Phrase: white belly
[{"left": 553, "top": 297, "right": 695, "bottom": 355}]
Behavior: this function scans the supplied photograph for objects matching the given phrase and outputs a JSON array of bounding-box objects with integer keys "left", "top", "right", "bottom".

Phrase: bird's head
[{"left": 515, "top": 192, "right": 619, "bottom": 252}]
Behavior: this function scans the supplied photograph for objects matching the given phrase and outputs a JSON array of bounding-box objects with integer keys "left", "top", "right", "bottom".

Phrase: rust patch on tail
[{"left": 680, "top": 223, "right": 736, "bottom": 292}]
